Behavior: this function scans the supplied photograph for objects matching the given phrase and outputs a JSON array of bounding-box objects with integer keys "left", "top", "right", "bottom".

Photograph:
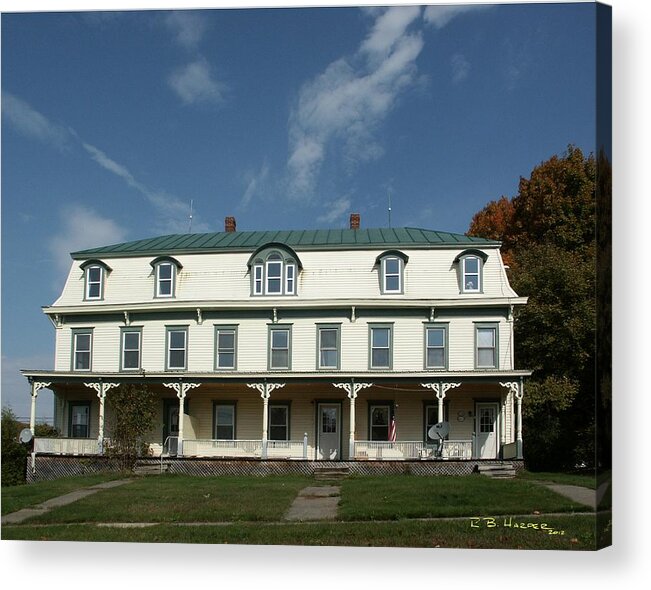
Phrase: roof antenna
[
  {"left": 188, "top": 199, "right": 194, "bottom": 233},
  {"left": 387, "top": 190, "right": 392, "bottom": 228}
]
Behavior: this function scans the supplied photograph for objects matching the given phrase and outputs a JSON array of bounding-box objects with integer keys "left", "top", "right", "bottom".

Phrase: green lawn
[
  {"left": 338, "top": 474, "right": 591, "bottom": 520},
  {"left": 517, "top": 470, "right": 598, "bottom": 489},
  {"left": 1, "top": 473, "right": 128, "bottom": 515},
  {"left": 1, "top": 514, "right": 599, "bottom": 549},
  {"left": 19, "top": 475, "right": 311, "bottom": 524}
]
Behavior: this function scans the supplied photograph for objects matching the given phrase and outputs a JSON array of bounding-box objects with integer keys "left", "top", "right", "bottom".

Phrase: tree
[
  {"left": 1, "top": 407, "right": 27, "bottom": 486},
  {"left": 468, "top": 145, "right": 599, "bottom": 471},
  {"left": 105, "top": 385, "right": 158, "bottom": 471}
]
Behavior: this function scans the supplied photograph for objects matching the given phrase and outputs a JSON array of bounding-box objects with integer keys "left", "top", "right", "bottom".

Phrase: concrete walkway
[
  {"left": 284, "top": 485, "right": 340, "bottom": 521},
  {"left": 1, "top": 478, "right": 133, "bottom": 525},
  {"left": 537, "top": 483, "right": 596, "bottom": 509}
]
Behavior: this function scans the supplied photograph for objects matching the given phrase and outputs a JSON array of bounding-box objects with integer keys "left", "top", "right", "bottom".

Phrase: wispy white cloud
[
  {"left": 165, "top": 11, "right": 207, "bottom": 50},
  {"left": 287, "top": 6, "right": 424, "bottom": 198},
  {"left": 423, "top": 4, "right": 487, "bottom": 29},
  {"left": 2, "top": 92, "right": 69, "bottom": 150},
  {"left": 168, "top": 59, "right": 226, "bottom": 105},
  {"left": 316, "top": 197, "right": 352, "bottom": 224},
  {"left": 48, "top": 205, "right": 128, "bottom": 276},
  {"left": 240, "top": 161, "right": 270, "bottom": 210},
  {"left": 451, "top": 53, "right": 470, "bottom": 84}
]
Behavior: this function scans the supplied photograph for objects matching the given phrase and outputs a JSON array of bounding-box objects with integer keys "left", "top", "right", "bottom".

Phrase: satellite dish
[
  {"left": 428, "top": 421, "right": 450, "bottom": 440},
  {"left": 19, "top": 428, "right": 34, "bottom": 444}
]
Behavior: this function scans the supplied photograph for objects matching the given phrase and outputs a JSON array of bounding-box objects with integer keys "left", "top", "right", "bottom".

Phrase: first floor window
[
  {"left": 167, "top": 328, "right": 188, "bottom": 370},
  {"left": 369, "top": 404, "right": 391, "bottom": 441},
  {"left": 424, "top": 404, "right": 449, "bottom": 443},
  {"left": 476, "top": 325, "right": 498, "bottom": 368},
  {"left": 215, "top": 327, "right": 237, "bottom": 369},
  {"left": 269, "top": 327, "right": 291, "bottom": 369},
  {"left": 213, "top": 403, "right": 236, "bottom": 440},
  {"left": 69, "top": 402, "right": 91, "bottom": 438},
  {"left": 73, "top": 331, "right": 92, "bottom": 371},
  {"left": 318, "top": 326, "right": 339, "bottom": 369},
  {"left": 121, "top": 330, "right": 141, "bottom": 370},
  {"left": 425, "top": 326, "right": 447, "bottom": 368},
  {"left": 269, "top": 404, "right": 289, "bottom": 440},
  {"left": 370, "top": 325, "right": 392, "bottom": 369}
]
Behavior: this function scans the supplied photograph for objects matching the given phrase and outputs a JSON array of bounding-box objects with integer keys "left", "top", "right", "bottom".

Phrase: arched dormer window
[
  {"left": 247, "top": 243, "right": 303, "bottom": 297},
  {"left": 80, "top": 259, "right": 112, "bottom": 301},
  {"left": 453, "top": 249, "right": 488, "bottom": 293},
  {"left": 376, "top": 250, "right": 409, "bottom": 294},
  {"left": 150, "top": 256, "right": 183, "bottom": 298}
]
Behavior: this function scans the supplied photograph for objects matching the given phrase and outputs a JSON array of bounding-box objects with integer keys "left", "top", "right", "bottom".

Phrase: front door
[
  {"left": 317, "top": 403, "right": 340, "bottom": 460},
  {"left": 476, "top": 403, "right": 498, "bottom": 459}
]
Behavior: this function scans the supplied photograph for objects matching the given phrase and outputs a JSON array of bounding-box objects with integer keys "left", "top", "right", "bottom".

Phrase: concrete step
[
  {"left": 133, "top": 462, "right": 169, "bottom": 475},
  {"left": 477, "top": 462, "right": 516, "bottom": 479},
  {"left": 313, "top": 466, "right": 350, "bottom": 481}
]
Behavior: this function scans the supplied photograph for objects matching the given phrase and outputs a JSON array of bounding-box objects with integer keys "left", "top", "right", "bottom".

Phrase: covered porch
[{"left": 24, "top": 372, "right": 528, "bottom": 463}]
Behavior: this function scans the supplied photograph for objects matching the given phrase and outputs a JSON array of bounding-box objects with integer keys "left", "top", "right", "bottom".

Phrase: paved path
[
  {"left": 1, "top": 479, "right": 133, "bottom": 525},
  {"left": 537, "top": 483, "right": 596, "bottom": 509},
  {"left": 284, "top": 485, "right": 340, "bottom": 521}
]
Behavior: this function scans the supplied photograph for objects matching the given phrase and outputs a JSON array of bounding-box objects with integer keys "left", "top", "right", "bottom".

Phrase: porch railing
[
  {"left": 354, "top": 440, "right": 473, "bottom": 460},
  {"left": 181, "top": 439, "right": 262, "bottom": 458},
  {"left": 266, "top": 439, "right": 308, "bottom": 460},
  {"left": 440, "top": 440, "right": 473, "bottom": 459},
  {"left": 34, "top": 437, "right": 100, "bottom": 456}
]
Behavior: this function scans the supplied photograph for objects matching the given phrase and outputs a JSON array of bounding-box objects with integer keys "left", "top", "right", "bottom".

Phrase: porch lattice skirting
[{"left": 26, "top": 455, "right": 524, "bottom": 483}]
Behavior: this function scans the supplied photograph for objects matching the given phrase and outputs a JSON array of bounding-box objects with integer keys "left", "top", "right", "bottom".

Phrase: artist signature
[{"left": 469, "top": 516, "right": 565, "bottom": 535}]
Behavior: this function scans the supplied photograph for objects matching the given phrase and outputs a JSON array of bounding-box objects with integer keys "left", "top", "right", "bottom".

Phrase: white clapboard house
[{"left": 23, "top": 214, "right": 531, "bottom": 468}]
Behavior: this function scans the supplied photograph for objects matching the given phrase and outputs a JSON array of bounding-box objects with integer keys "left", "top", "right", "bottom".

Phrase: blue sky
[{"left": 1, "top": 3, "right": 597, "bottom": 418}]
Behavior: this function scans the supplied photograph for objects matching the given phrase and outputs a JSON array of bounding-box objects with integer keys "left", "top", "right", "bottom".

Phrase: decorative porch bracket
[
  {"left": 333, "top": 381, "right": 373, "bottom": 457},
  {"left": 84, "top": 381, "right": 120, "bottom": 454},
  {"left": 500, "top": 381, "right": 523, "bottom": 459},
  {"left": 420, "top": 382, "right": 461, "bottom": 423},
  {"left": 28, "top": 379, "right": 52, "bottom": 434},
  {"left": 163, "top": 381, "right": 201, "bottom": 456},
  {"left": 246, "top": 382, "right": 285, "bottom": 459}
]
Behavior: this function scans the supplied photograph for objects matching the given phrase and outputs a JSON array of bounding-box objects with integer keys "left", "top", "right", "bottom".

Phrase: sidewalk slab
[
  {"left": 543, "top": 484, "right": 596, "bottom": 509},
  {"left": 284, "top": 485, "right": 340, "bottom": 521}
]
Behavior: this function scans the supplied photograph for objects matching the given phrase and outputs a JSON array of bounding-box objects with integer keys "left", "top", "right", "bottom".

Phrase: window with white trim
[
  {"left": 213, "top": 403, "right": 236, "bottom": 440},
  {"left": 121, "top": 329, "right": 141, "bottom": 371},
  {"left": 318, "top": 325, "right": 340, "bottom": 369},
  {"left": 249, "top": 246, "right": 300, "bottom": 296},
  {"left": 215, "top": 326, "right": 237, "bottom": 370},
  {"left": 167, "top": 327, "right": 188, "bottom": 370},
  {"left": 476, "top": 324, "right": 498, "bottom": 368},
  {"left": 85, "top": 265, "right": 103, "bottom": 300},
  {"left": 425, "top": 325, "right": 447, "bottom": 369},
  {"left": 462, "top": 256, "right": 481, "bottom": 292},
  {"left": 253, "top": 265, "right": 263, "bottom": 295},
  {"left": 156, "top": 262, "right": 175, "bottom": 297},
  {"left": 369, "top": 325, "right": 392, "bottom": 369},
  {"left": 72, "top": 330, "right": 93, "bottom": 371},
  {"left": 376, "top": 251, "right": 407, "bottom": 294},
  {"left": 269, "top": 326, "right": 291, "bottom": 369}
]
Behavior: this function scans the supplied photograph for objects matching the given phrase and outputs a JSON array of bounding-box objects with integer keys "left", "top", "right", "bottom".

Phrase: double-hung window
[
  {"left": 72, "top": 330, "right": 93, "bottom": 371},
  {"left": 424, "top": 403, "right": 449, "bottom": 443},
  {"left": 69, "top": 402, "right": 91, "bottom": 438},
  {"left": 151, "top": 256, "right": 182, "bottom": 299},
  {"left": 455, "top": 250, "right": 487, "bottom": 294},
  {"left": 121, "top": 328, "right": 142, "bottom": 371},
  {"left": 253, "top": 265, "right": 263, "bottom": 295},
  {"left": 317, "top": 325, "right": 340, "bottom": 369},
  {"left": 249, "top": 246, "right": 301, "bottom": 296},
  {"left": 85, "top": 266, "right": 103, "bottom": 300},
  {"left": 269, "top": 403, "right": 290, "bottom": 440},
  {"left": 425, "top": 325, "right": 447, "bottom": 369},
  {"left": 269, "top": 326, "right": 291, "bottom": 370},
  {"left": 266, "top": 254, "right": 283, "bottom": 294},
  {"left": 213, "top": 403, "right": 236, "bottom": 440},
  {"left": 476, "top": 323, "right": 498, "bottom": 368},
  {"left": 369, "top": 324, "right": 392, "bottom": 369},
  {"left": 167, "top": 327, "right": 188, "bottom": 370},
  {"left": 215, "top": 326, "right": 237, "bottom": 370},
  {"left": 377, "top": 251, "right": 407, "bottom": 294},
  {"left": 369, "top": 403, "right": 393, "bottom": 441}
]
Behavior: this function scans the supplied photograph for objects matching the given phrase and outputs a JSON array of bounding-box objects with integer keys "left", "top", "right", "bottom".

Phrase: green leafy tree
[
  {"left": 105, "top": 385, "right": 158, "bottom": 471},
  {"left": 1, "top": 407, "right": 28, "bottom": 486}
]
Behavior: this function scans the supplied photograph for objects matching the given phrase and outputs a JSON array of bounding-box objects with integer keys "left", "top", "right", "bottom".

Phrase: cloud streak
[
  {"left": 165, "top": 11, "right": 208, "bottom": 49},
  {"left": 287, "top": 6, "right": 424, "bottom": 198},
  {"left": 168, "top": 59, "right": 226, "bottom": 105},
  {"left": 423, "top": 4, "right": 487, "bottom": 29},
  {"left": 451, "top": 53, "right": 470, "bottom": 84},
  {"left": 2, "top": 92, "right": 69, "bottom": 150},
  {"left": 316, "top": 197, "right": 352, "bottom": 224}
]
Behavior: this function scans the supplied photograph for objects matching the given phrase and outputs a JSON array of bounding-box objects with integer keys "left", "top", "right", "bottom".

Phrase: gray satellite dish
[
  {"left": 19, "top": 428, "right": 34, "bottom": 444},
  {"left": 428, "top": 421, "right": 450, "bottom": 440}
]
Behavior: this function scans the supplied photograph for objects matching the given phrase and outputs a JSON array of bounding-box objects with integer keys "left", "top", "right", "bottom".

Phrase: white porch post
[
  {"left": 333, "top": 381, "right": 372, "bottom": 458},
  {"left": 500, "top": 381, "right": 523, "bottom": 459},
  {"left": 84, "top": 381, "right": 119, "bottom": 454},
  {"left": 29, "top": 380, "right": 51, "bottom": 434},
  {"left": 247, "top": 382, "right": 285, "bottom": 459},
  {"left": 420, "top": 382, "right": 461, "bottom": 423},
  {"left": 163, "top": 381, "right": 201, "bottom": 456}
]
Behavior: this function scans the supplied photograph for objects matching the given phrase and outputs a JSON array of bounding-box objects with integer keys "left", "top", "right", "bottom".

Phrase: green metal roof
[{"left": 71, "top": 227, "right": 500, "bottom": 259}]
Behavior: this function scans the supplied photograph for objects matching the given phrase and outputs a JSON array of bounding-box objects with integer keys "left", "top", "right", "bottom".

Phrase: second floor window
[
  {"left": 425, "top": 325, "right": 447, "bottom": 369},
  {"left": 370, "top": 325, "right": 392, "bottom": 369},
  {"left": 215, "top": 326, "right": 237, "bottom": 370},
  {"left": 476, "top": 324, "right": 498, "bottom": 368},
  {"left": 72, "top": 330, "right": 93, "bottom": 371},
  {"left": 318, "top": 325, "right": 340, "bottom": 369},
  {"left": 269, "top": 326, "right": 291, "bottom": 369},
  {"left": 121, "top": 329, "right": 142, "bottom": 371},
  {"left": 167, "top": 327, "right": 188, "bottom": 370}
]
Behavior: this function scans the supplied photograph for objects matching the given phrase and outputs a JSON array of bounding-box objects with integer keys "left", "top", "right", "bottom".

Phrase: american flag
[{"left": 389, "top": 416, "right": 396, "bottom": 442}]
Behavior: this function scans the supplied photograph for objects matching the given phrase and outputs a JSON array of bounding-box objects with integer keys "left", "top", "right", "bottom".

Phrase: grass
[
  {"left": 517, "top": 470, "right": 597, "bottom": 489},
  {"left": 20, "top": 475, "right": 311, "bottom": 524},
  {"left": 1, "top": 473, "right": 128, "bottom": 515},
  {"left": 338, "top": 474, "right": 591, "bottom": 520},
  {"left": 1, "top": 514, "right": 599, "bottom": 549}
]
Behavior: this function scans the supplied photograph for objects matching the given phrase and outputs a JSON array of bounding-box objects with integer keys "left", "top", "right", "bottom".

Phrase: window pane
[
  {"left": 269, "top": 425, "right": 288, "bottom": 440},
  {"left": 169, "top": 350, "right": 186, "bottom": 368},
  {"left": 267, "top": 262, "right": 282, "bottom": 278},
  {"left": 272, "top": 330, "right": 288, "bottom": 348},
  {"left": 216, "top": 406, "right": 234, "bottom": 425},
  {"left": 371, "top": 426, "right": 388, "bottom": 441},
  {"left": 88, "top": 267, "right": 102, "bottom": 282},
  {"left": 218, "top": 332, "right": 235, "bottom": 350},
  {"left": 464, "top": 276, "right": 479, "bottom": 290},
  {"left": 87, "top": 282, "right": 101, "bottom": 298},
  {"left": 269, "top": 407, "right": 287, "bottom": 425},
  {"left": 478, "top": 349, "right": 495, "bottom": 367},
  {"left": 320, "top": 329, "right": 337, "bottom": 349},
  {"left": 427, "top": 348, "right": 445, "bottom": 367},
  {"left": 477, "top": 328, "right": 495, "bottom": 347},
  {"left": 169, "top": 331, "right": 186, "bottom": 349},
  {"left": 75, "top": 352, "right": 90, "bottom": 370},
  {"left": 320, "top": 350, "right": 337, "bottom": 367},
  {"left": 124, "top": 332, "right": 140, "bottom": 350},
  {"left": 427, "top": 329, "right": 444, "bottom": 347},
  {"left": 215, "top": 425, "right": 234, "bottom": 440},
  {"left": 123, "top": 350, "right": 139, "bottom": 369},
  {"left": 371, "top": 407, "right": 389, "bottom": 427},
  {"left": 372, "top": 328, "right": 389, "bottom": 348},
  {"left": 158, "top": 264, "right": 172, "bottom": 279},
  {"left": 321, "top": 408, "right": 337, "bottom": 433},
  {"left": 385, "top": 275, "right": 400, "bottom": 291},
  {"left": 271, "top": 350, "right": 289, "bottom": 368},
  {"left": 372, "top": 349, "right": 390, "bottom": 368},
  {"left": 217, "top": 352, "right": 235, "bottom": 368},
  {"left": 76, "top": 334, "right": 91, "bottom": 352},
  {"left": 464, "top": 257, "right": 479, "bottom": 273},
  {"left": 267, "top": 278, "right": 281, "bottom": 293},
  {"left": 385, "top": 258, "right": 400, "bottom": 274}
]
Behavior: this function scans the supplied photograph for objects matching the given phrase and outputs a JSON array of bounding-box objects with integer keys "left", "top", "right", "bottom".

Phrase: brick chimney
[
  {"left": 225, "top": 216, "right": 237, "bottom": 233},
  {"left": 350, "top": 213, "right": 360, "bottom": 230}
]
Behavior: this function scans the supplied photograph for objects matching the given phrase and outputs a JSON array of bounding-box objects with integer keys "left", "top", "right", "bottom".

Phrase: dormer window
[
  {"left": 376, "top": 250, "right": 409, "bottom": 295},
  {"left": 454, "top": 249, "right": 488, "bottom": 294},
  {"left": 80, "top": 260, "right": 112, "bottom": 301},
  {"left": 247, "top": 243, "right": 302, "bottom": 297},
  {"left": 150, "top": 256, "right": 183, "bottom": 299}
]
